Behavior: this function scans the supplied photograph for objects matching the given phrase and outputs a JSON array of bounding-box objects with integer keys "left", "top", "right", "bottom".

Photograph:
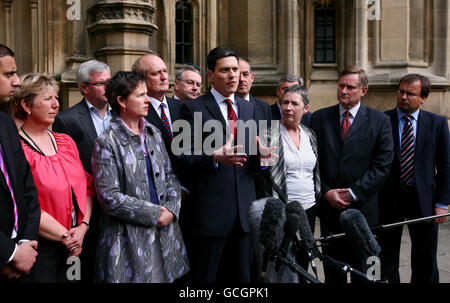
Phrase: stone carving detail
[{"left": 91, "top": 5, "right": 156, "bottom": 24}]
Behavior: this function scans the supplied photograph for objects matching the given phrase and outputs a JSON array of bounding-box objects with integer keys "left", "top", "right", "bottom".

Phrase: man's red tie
[
  {"left": 342, "top": 110, "right": 351, "bottom": 140},
  {"left": 160, "top": 103, "right": 173, "bottom": 140},
  {"left": 224, "top": 99, "right": 237, "bottom": 140}
]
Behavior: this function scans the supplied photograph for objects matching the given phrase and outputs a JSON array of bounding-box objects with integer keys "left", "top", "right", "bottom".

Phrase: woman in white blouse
[{"left": 269, "top": 84, "right": 321, "bottom": 273}]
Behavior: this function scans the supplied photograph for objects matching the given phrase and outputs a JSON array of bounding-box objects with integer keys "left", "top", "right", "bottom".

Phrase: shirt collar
[
  {"left": 339, "top": 102, "right": 361, "bottom": 118},
  {"left": 148, "top": 94, "right": 168, "bottom": 110},
  {"left": 85, "top": 98, "right": 112, "bottom": 113},
  {"left": 397, "top": 107, "right": 420, "bottom": 122},
  {"left": 211, "top": 87, "right": 235, "bottom": 105}
]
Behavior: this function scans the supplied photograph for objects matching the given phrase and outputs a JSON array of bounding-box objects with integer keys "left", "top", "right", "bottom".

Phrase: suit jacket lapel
[
  {"left": 79, "top": 99, "right": 99, "bottom": 144},
  {"left": 415, "top": 110, "right": 428, "bottom": 158},
  {"left": 167, "top": 97, "right": 181, "bottom": 121},
  {"left": 203, "top": 92, "right": 228, "bottom": 131},
  {"left": 330, "top": 104, "right": 342, "bottom": 141},
  {"left": 0, "top": 128, "right": 16, "bottom": 193},
  {"left": 388, "top": 109, "right": 401, "bottom": 161},
  {"left": 345, "top": 104, "right": 367, "bottom": 141}
]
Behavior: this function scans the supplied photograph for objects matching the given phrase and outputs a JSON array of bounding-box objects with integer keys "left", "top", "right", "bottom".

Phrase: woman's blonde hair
[{"left": 12, "top": 72, "right": 59, "bottom": 120}]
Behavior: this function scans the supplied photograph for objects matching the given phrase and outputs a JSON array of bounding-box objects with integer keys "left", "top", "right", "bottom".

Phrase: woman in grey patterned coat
[{"left": 92, "top": 71, "right": 189, "bottom": 283}]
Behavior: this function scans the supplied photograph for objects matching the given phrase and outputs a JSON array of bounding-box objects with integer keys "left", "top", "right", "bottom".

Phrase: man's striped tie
[
  {"left": 342, "top": 111, "right": 351, "bottom": 140},
  {"left": 400, "top": 115, "right": 415, "bottom": 184}
]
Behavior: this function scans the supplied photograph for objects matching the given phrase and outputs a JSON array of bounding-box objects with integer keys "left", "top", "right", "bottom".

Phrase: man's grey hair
[
  {"left": 283, "top": 84, "right": 310, "bottom": 106},
  {"left": 175, "top": 66, "right": 201, "bottom": 81},
  {"left": 77, "top": 60, "right": 110, "bottom": 91},
  {"left": 277, "top": 74, "right": 304, "bottom": 90}
]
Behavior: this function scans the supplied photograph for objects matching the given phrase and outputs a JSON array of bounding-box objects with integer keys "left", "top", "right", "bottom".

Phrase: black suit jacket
[
  {"left": 178, "top": 92, "right": 258, "bottom": 237},
  {"left": 249, "top": 95, "right": 271, "bottom": 125},
  {"left": 0, "top": 113, "right": 40, "bottom": 268},
  {"left": 380, "top": 109, "right": 450, "bottom": 218},
  {"left": 310, "top": 104, "right": 394, "bottom": 227},
  {"left": 53, "top": 99, "right": 98, "bottom": 174},
  {"left": 144, "top": 97, "right": 182, "bottom": 161},
  {"left": 270, "top": 102, "right": 312, "bottom": 126}
]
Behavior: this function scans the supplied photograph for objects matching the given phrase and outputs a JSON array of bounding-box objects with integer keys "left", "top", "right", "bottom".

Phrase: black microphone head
[
  {"left": 284, "top": 213, "right": 301, "bottom": 236},
  {"left": 286, "top": 201, "right": 316, "bottom": 248},
  {"left": 339, "top": 208, "right": 381, "bottom": 258},
  {"left": 258, "top": 198, "right": 286, "bottom": 251}
]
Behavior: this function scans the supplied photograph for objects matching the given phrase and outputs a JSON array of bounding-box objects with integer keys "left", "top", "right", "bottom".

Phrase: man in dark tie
[
  {"left": 271, "top": 74, "right": 312, "bottom": 126},
  {"left": 310, "top": 65, "right": 394, "bottom": 283},
  {"left": 52, "top": 59, "right": 112, "bottom": 282},
  {"left": 0, "top": 44, "right": 40, "bottom": 281},
  {"left": 178, "top": 46, "right": 269, "bottom": 283},
  {"left": 132, "top": 53, "right": 183, "bottom": 169},
  {"left": 379, "top": 74, "right": 450, "bottom": 283}
]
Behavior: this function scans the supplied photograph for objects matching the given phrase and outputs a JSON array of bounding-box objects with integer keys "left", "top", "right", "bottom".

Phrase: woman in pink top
[{"left": 13, "top": 73, "right": 93, "bottom": 282}]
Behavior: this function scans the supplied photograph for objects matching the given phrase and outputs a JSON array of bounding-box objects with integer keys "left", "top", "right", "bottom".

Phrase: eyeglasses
[
  {"left": 180, "top": 79, "right": 202, "bottom": 88},
  {"left": 397, "top": 89, "right": 419, "bottom": 98},
  {"left": 84, "top": 81, "right": 109, "bottom": 87}
]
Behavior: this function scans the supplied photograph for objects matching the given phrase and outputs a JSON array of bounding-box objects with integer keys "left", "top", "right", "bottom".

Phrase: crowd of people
[{"left": 0, "top": 43, "right": 448, "bottom": 284}]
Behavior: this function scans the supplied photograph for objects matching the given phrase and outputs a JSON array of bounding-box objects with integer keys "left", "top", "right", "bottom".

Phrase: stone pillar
[
  {"left": 2, "top": 0, "right": 14, "bottom": 48},
  {"left": 87, "top": 0, "right": 158, "bottom": 73}
]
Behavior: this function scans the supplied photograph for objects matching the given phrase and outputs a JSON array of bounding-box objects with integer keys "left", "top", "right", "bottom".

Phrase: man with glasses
[
  {"left": 379, "top": 74, "right": 450, "bottom": 283},
  {"left": 53, "top": 59, "right": 112, "bottom": 282},
  {"left": 271, "top": 74, "right": 312, "bottom": 126},
  {"left": 174, "top": 67, "right": 202, "bottom": 101}
]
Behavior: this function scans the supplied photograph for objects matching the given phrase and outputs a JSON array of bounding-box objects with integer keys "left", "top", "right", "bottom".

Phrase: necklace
[{"left": 21, "top": 126, "right": 57, "bottom": 155}]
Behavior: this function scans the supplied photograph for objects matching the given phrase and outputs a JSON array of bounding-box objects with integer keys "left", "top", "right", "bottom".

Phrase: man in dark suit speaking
[
  {"left": 177, "top": 46, "right": 271, "bottom": 283},
  {"left": 0, "top": 44, "right": 40, "bottom": 281},
  {"left": 310, "top": 66, "right": 394, "bottom": 283},
  {"left": 379, "top": 74, "right": 449, "bottom": 283}
]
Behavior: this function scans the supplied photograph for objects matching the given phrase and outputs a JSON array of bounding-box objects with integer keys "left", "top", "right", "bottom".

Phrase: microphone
[
  {"left": 339, "top": 208, "right": 381, "bottom": 261},
  {"left": 275, "top": 213, "right": 300, "bottom": 271},
  {"left": 258, "top": 198, "right": 286, "bottom": 279},
  {"left": 286, "top": 201, "right": 319, "bottom": 278},
  {"left": 339, "top": 208, "right": 381, "bottom": 281}
]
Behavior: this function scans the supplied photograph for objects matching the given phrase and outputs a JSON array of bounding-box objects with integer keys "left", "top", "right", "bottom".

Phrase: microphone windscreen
[
  {"left": 259, "top": 198, "right": 286, "bottom": 251},
  {"left": 286, "top": 201, "right": 316, "bottom": 248},
  {"left": 339, "top": 208, "right": 381, "bottom": 258},
  {"left": 284, "top": 214, "right": 301, "bottom": 236}
]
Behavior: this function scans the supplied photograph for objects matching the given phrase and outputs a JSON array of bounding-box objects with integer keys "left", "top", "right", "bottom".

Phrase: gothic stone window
[
  {"left": 176, "top": 0, "right": 193, "bottom": 64},
  {"left": 314, "top": 2, "right": 336, "bottom": 63}
]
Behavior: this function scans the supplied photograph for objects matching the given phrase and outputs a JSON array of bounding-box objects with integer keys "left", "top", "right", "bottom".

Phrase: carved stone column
[
  {"left": 87, "top": 0, "right": 158, "bottom": 72},
  {"left": 2, "top": 0, "right": 14, "bottom": 48}
]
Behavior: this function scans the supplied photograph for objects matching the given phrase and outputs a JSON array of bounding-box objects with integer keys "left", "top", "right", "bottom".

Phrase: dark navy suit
[
  {"left": 178, "top": 91, "right": 259, "bottom": 282},
  {"left": 379, "top": 108, "right": 450, "bottom": 283}
]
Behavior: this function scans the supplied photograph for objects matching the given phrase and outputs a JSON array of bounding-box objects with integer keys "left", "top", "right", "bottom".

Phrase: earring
[{"left": 27, "top": 111, "right": 31, "bottom": 115}]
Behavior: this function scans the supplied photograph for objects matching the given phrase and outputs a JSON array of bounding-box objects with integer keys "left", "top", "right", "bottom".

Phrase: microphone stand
[
  {"left": 319, "top": 253, "right": 386, "bottom": 284},
  {"left": 316, "top": 212, "right": 450, "bottom": 244},
  {"left": 292, "top": 236, "right": 319, "bottom": 279},
  {"left": 274, "top": 253, "right": 321, "bottom": 284}
]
